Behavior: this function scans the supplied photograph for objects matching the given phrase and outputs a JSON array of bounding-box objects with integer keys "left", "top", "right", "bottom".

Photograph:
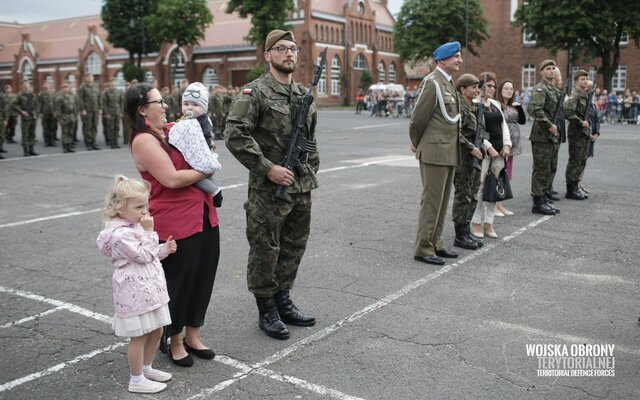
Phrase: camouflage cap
[
  {"left": 573, "top": 69, "right": 588, "bottom": 80},
  {"left": 539, "top": 59, "right": 556, "bottom": 70},
  {"left": 265, "top": 30, "right": 296, "bottom": 51},
  {"left": 456, "top": 73, "right": 479, "bottom": 89}
]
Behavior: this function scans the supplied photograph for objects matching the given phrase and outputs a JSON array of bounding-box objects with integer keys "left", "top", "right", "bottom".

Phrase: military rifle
[
  {"left": 471, "top": 81, "right": 487, "bottom": 171},
  {"left": 274, "top": 47, "right": 328, "bottom": 203},
  {"left": 582, "top": 83, "right": 596, "bottom": 137},
  {"left": 551, "top": 79, "right": 571, "bottom": 143}
]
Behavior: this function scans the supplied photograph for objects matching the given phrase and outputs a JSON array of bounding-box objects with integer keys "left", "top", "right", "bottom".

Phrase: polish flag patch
[{"left": 243, "top": 88, "right": 252, "bottom": 95}]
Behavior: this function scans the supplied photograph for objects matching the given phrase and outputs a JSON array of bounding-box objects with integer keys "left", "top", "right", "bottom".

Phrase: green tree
[
  {"left": 246, "top": 65, "right": 266, "bottom": 82},
  {"left": 226, "top": 0, "right": 295, "bottom": 53},
  {"left": 146, "top": 0, "right": 213, "bottom": 48},
  {"left": 101, "top": 0, "right": 160, "bottom": 66},
  {"left": 514, "top": 0, "right": 640, "bottom": 91},
  {"left": 393, "top": 0, "right": 489, "bottom": 64},
  {"left": 359, "top": 70, "right": 373, "bottom": 90}
]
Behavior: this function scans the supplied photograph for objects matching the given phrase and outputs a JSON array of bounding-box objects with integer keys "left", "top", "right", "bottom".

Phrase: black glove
[{"left": 213, "top": 191, "right": 223, "bottom": 208}]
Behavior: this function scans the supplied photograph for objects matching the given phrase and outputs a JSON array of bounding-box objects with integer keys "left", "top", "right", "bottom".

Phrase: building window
[
  {"left": 378, "top": 61, "right": 386, "bottom": 83},
  {"left": 170, "top": 50, "right": 185, "bottom": 87},
  {"left": 317, "top": 55, "right": 327, "bottom": 96},
  {"left": 588, "top": 66, "right": 597, "bottom": 84},
  {"left": 521, "top": 64, "right": 536, "bottom": 90},
  {"left": 145, "top": 70, "right": 154, "bottom": 83},
  {"left": 331, "top": 56, "right": 340, "bottom": 95},
  {"left": 611, "top": 65, "right": 626, "bottom": 92},
  {"left": 45, "top": 74, "right": 55, "bottom": 91},
  {"left": 353, "top": 54, "right": 367, "bottom": 70},
  {"left": 67, "top": 74, "right": 77, "bottom": 94},
  {"left": 85, "top": 52, "right": 101, "bottom": 76},
  {"left": 522, "top": 28, "right": 536, "bottom": 45},
  {"left": 620, "top": 33, "right": 628, "bottom": 45},
  {"left": 389, "top": 62, "right": 396, "bottom": 83},
  {"left": 116, "top": 71, "right": 125, "bottom": 90},
  {"left": 21, "top": 60, "right": 33, "bottom": 83},
  {"left": 202, "top": 67, "right": 219, "bottom": 89}
]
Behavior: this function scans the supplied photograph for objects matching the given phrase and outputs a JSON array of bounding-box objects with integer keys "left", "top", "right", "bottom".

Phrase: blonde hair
[{"left": 103, "top": 175, "right": 149, "bottom": 219}]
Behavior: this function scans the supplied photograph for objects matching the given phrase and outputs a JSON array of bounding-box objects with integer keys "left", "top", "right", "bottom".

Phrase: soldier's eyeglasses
[
  {"left": 145, "top": 98, "right": 167, "bottom": 107},
  {"left": 270, "top": 46, "right": 300, "bottom": 54},
  {"left": 183, "top": 89, "right": 202, "bottom": 99}
]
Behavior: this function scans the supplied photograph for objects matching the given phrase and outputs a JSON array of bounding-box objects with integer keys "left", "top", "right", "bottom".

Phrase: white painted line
[
  {"left": 255, "top": 367, "right": 366, "bottom": 400},
  {"left": 0, "top": 341, "right": 128, "bottom": 392},
  {"left": 352, "top": 122, "right": 404, "bottom": 130},
  {"left": 558, "top": 272, "right": 632, "bottom": 285},
  {"left": 487, "top": 320, "right": 640, "bottom": 356},
  {"left": 0, "top": 306, "right": 64, "bottom": 329},
  {"left": 0, "top": 286, "right": 113, "bottom": 324},
  {"left": 0, "top": 209, "right": 102, "bottom": 229},
  {"left": 319, "top": 156, "right": 414, "bottom": 174}
]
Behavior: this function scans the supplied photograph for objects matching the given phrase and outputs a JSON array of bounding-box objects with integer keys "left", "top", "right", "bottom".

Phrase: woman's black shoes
[
  {"left": 184, "top": 340, "right": 216, "bottom": 359},
  {"left": 169, "top": 348, "right": 194, "bottom": 367}
]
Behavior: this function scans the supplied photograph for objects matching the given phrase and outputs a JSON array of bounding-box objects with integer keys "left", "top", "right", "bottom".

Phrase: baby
[{"left": 168, "top": 82, "right": 223, "bottom": 206}]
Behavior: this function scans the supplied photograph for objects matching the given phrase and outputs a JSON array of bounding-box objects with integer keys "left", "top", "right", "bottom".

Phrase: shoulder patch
[
  {"left": 535, "top": 88, "right": 543, "bottom": 92},
  {"left": 242, "top": 88, "right": 253, "bottom": 95}
]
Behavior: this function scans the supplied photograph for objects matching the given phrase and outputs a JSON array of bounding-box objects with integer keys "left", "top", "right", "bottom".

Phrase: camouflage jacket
[
  {"left": 78, "top": 82, "right": 100, "bottom": 112},
  {"left": 37, "top": 91, "right": 55, "bottom": 115},
  {"left": 55, "top": 93, "right": 78, "bottom": 124},
  {"left": 4, "top": 93, "right": 17, "bottom": 117},
  {"left": 564, "top": 89, "right": 589, "bottom": 136},
  {"left": 527, "top": 79, "right": 559, "bottom": 143},
  {"left": 225, "top": 72, "right": 319, "bottom": 193},
  {"left": 459, "top": 99, "right": 482, "bottom": 152},
  {"left": 0, "top": 94, "right": 5, "bottom": 122},
  {"left": 13, "top": 92, "right": 38, "bottom": 120},
  {"left": 101, "top": 88, "right": 121, "bottom": 117}
]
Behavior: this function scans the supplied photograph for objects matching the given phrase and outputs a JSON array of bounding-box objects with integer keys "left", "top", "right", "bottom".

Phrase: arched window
[
  {"left": 331, "top": 56, "right": 340, "bottom": 95},
  {"left": 315, "top": 24, "right": 318, "bottom": 39},
  {"left": 170, "top": 49, "right": 186, "bottom": 87},
  {"left": 353, "top": 54, "right": 367, "bottom": 70},
  {"left": 389, "top": 62, "right": 396, "bottom": 83},
  {"left": 202, "top": 67, "right": 219, "bottom": 89},
  {"left": 317, "top": 54, "right": 327, "bottom": 96},
  {"left": 331, "top": 27, "right": 334, "bottom": 43},
  {"left": 85, "top": 52, "right": 101, "bottom": 76},
  {"left": 21, "top": 60, "right": 33, "bottom": 84},
  {"left": 378, "top": 61, "right": 386, "bottom": 83},
  {"left": 67, "top": 73, "right": 77, "bottom": 94},
  {"left": 45, "top": 74, "right": 55, "bottom": 91}
]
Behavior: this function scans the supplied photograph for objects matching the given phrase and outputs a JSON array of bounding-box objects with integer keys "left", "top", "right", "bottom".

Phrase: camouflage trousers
[
  {"left": 20, "top": 118, "right": 36, "bottom": 146},
  {"left": 452, "top": 160, "right": 481, "bottom": 227},
  {"left": 565, "top": 133, "right": 590, "bottom": 183},
  {"left": 531, "top": 141, "right": 558, "bottom": 197},
  {"left": 59, "top": 121, "right": 75, "bottom": 145},
  {"left": 81, "top": 111, "right": 98, "bottom": 143},
  {"left": 548, "top": 141, "right": 560, "bottom": 192},
  {"left": 244, "top": 188, "right": 312, "bottom": 297},
  {"left": 41, "top": 113, "right": 57, "bottom": 144},
  {"left": 102, "top": 116, "right": 120, "bottom": 144}
]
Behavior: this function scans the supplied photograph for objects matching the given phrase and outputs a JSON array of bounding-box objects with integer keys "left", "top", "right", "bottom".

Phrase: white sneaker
[
  {"left": 144, "top": 368, "right": 172, "bottom": 382},
  {"left": 128, "top": 377, "right": 167, "bottom": 393}
]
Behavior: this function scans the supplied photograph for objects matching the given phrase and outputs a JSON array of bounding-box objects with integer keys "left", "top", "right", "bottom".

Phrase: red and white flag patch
[{"left": 243, "top": 88, "right": 253, "bottom": 95}]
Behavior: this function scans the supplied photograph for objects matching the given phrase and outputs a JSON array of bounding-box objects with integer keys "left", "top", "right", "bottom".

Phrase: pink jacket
[{"left": 96, "top": 218, "right": 170, "bottom": 318}]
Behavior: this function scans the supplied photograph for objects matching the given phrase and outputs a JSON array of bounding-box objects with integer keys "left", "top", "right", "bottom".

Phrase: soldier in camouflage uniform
[
  {"left": 451, "top": 74, "right": 499, "bottom": 251},
  {"left": 225, "top": 30, "right": 318, "bottom": 341},
  {"left": 527, "top": 60, "right": 560, "bottom": 215},
  {"left": 55, "top": 81, "right": 78, "bottom": 153},
  {"left": 101, "top": 79, "right": 122, "bottom": 149},
  {"left": 13, "top": 80, "right": 39, "bottom": 156},
  {"left": 564, "top": 70, "right": 591, "bottom": 200},
  {"left": 4, "top": 84, "right": 18, "bottom": 143},
  {"left": 38, "top": 81, "right": 58, "bottom": 147},
  {"left": 209, "top": 85, "right": 224, "bottom": 139},
  {"left": 78, "top": 74, "right": 101, "bottom": 150}
]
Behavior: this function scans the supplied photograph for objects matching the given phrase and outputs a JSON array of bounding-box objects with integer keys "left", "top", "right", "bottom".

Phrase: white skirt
[{"left": 113, "top": 305, "right": 171, "bottom": 338}]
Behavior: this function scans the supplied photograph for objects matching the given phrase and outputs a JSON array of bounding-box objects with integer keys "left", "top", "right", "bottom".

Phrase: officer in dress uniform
[
  {"left": 409, "top": 41, "right": 463, "bottom": 266},
  {"left": 225, "top": 30, "right": 318, "bottom": 341}
]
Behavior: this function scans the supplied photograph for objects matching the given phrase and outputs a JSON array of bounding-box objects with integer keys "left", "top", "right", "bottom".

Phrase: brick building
[{"left": 0, "top": 0, "right": 404, "bottom": 106}]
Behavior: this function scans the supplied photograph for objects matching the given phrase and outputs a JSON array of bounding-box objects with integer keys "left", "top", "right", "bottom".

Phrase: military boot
[
  {"left": 565, "top": 182, "right": 586, "bottom": 200},
  {"left": 465, "top": 225, "right": 484, "bottom": 247},
  {"left": 28, "top": 145, "right": 39, "bottom": 156},
  {"left": 532, "top": 196, "right": 556, "bottom": 215},
  {"left": 0, "top": 143, "right": 7, "bottom": 153},
  {"left": 273, "top": 291, "right": 316, "bottom": 326},
  {"left": 23, "top": 146, "right": 30, "bottom": 157},
  {"left": 545, "top": 197, "right": 560, "bottom": 214},
  {"left": 255, "top": 297, "right": 290, "bottom": 340},
  {"left": 91, "top": 141, "right": 101, "bottom": 150},
  {"left": 453, "top": 225, "right": 479, "bottom": 250},
  {"left": 63, "top": 144, "right": 75, "bottom": 153},
  {"left": 546, "top": 191, "right": 560, "bottom": 201}
]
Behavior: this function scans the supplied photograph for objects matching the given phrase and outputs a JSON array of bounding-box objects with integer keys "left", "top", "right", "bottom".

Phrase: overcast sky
[{"left": 0, "top": 0, "right": 403, "bottom": 24}]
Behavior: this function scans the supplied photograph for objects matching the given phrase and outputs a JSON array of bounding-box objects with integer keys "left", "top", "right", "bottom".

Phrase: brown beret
[
  {"left": 456, "top": 73, "right": 479, "bottom": 89},
  {"left": 539, "top": 59, "right": 556, "bottom": 70},
  {"left": 265, "top": 30, "right": 297, "bottom": 51},
  {"left": 573, "top": 69, "right": 588, "bottom": 80}
]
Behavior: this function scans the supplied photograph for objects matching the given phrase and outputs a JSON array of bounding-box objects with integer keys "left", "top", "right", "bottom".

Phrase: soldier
[
  {"left": 527, "top": 60, "right": 560, "bottom": 215},
  {"left": 451, "top": 73, "right": 499, "bottom": 251},
  {"left": 4, "top": 84, "right": 18, "bottom": 143},
  {"left": 222, "top": 86, "right": 233, "bottom": 133},
  {"left": 225, "top": 29, "right": 318, "bottom": 340},
  {"left": 209, "top": 85, "right": 224, "bottom": 139},
  {"left": 38, "top": 81, "right": 58, "bottom": 146},
  {"left": 564, "top": 70, "right": 591, "bottom": 200},
  {"left": 409, "top": 41, "right": 463, "bottom": 266},
  {"left": 101, "top": 78, "right": 122, "bottom": 149},
  {"left": 71, "top": 82, "right": 81, "bottom": 144},
  {"left": 121, "top": 81, "right": 131, "bottom": 144},
  {"left": 13, "top": 80, "right": 39, "bottom": 156},
  {"left": 78, "top": 74, "right": 101, "bottom": 150},
  {"left": 168, "top": 85, "right": 182, "bottom": 122},
  {"left": 546, "top": 69, "right": 566, "bottom": 209},
  {"left": 55, "top": 81, "right": 78, "bottom": 153}
]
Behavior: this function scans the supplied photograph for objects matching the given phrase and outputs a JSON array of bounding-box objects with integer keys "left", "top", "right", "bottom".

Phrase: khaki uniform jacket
[
  {"left": 78, "top": 82, "right": 100, "bottom": 112},
  {"left": 564, "top": 89, "right": 589, "bottom": 136},
  {"left": 528, "top": 79, "right": 559, "bottom": 143},
  {"left": 409, "top": 69, "right": 460, "bottom": 166}
]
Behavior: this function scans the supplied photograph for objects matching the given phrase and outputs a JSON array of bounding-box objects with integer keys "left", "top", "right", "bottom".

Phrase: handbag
[{"left": 482, "top": 167, "right": 513, "bottom": 202}]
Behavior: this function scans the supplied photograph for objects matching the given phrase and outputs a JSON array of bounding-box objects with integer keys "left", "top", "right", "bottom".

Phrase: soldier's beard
[{"left": 272, "top": 60, "right": 297, "bottom": 74}]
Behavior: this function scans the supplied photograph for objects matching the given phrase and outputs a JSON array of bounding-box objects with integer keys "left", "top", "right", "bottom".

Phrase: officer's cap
[
  {"left": 539, "top": 59, "right": 556, "bottom": 70},
  {"left": 456, "top": 73, "right": 479, "bottom": 89},
  {"left": 265, "top": 30, "right": 297, "bottom": 51},
  {"left": 573, "top": 69, "right": 588, "bottom": 80},
  {"left": 432, "top": 41, "right": 461, "bottom": 61}
]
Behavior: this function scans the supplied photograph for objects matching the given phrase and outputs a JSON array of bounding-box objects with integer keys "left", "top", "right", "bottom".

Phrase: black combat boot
[
  {"left": 91, "top": 141, "right": 101, "bottom": 150},
  {"left": 23, "top": 146, "right": 30, "bottom": 157},
  {"left": 0, "top": 143, "right": 7, "bottom": 153},
  {"left": 546, "top": 190, "right": 560, "bottom": 201},
  {"left": 255, "top": 296, "right": 290, "bottom": 340},
  {"left": 453, "top": 225, "right": 479, "bottom": 250},
  {"left": 565, "top": 182, "right": 586, "bottom": 200},
  {"left": 28, "top": 145, "right": 39, "bottom": 156},
  {"left": 273, "top": 291, "right": 316, "bottom": 326},
  {"left": 465, "top": 225, "right": 484, "bottom": 247},
  {"left": 63, "top": 144, "right": 75, "bottom": 153},
  {"left": 532, "top": 196, "right": 556, "bottom": 215},
  {"left": 545, "top": 197, "right": 560, "bottom": 214}
]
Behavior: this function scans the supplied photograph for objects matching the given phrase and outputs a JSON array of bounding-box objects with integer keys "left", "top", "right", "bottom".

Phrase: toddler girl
[{"left": 97, "top": 176, "right": 177, "bottom": 393}]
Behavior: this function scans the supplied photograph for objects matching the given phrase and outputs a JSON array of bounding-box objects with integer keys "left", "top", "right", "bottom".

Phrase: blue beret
[{"left": 432, "top": 41, "right": 461, "bottom": 61}]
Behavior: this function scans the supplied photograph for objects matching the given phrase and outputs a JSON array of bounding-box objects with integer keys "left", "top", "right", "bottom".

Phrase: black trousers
[{"left": 162, "top": 204, "right": 220, "bottom": 337}]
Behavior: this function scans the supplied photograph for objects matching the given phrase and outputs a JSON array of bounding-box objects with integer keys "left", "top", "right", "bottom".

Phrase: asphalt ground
[{"left": 0, "top": 110, "right": 639, "bottom": 400}]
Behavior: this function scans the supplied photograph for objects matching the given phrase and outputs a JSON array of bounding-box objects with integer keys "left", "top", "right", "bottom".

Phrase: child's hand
[
  {"left": 140, "top": 214, "right": 154, "bottom": 231},
  {"left": 166, "top": 235, "right": 177, "bottom": 253}
]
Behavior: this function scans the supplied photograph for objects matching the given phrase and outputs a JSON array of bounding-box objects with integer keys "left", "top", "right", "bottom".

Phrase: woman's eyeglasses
[{"left": 145, "top": 98, "right": 167, "bottom": 107}]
